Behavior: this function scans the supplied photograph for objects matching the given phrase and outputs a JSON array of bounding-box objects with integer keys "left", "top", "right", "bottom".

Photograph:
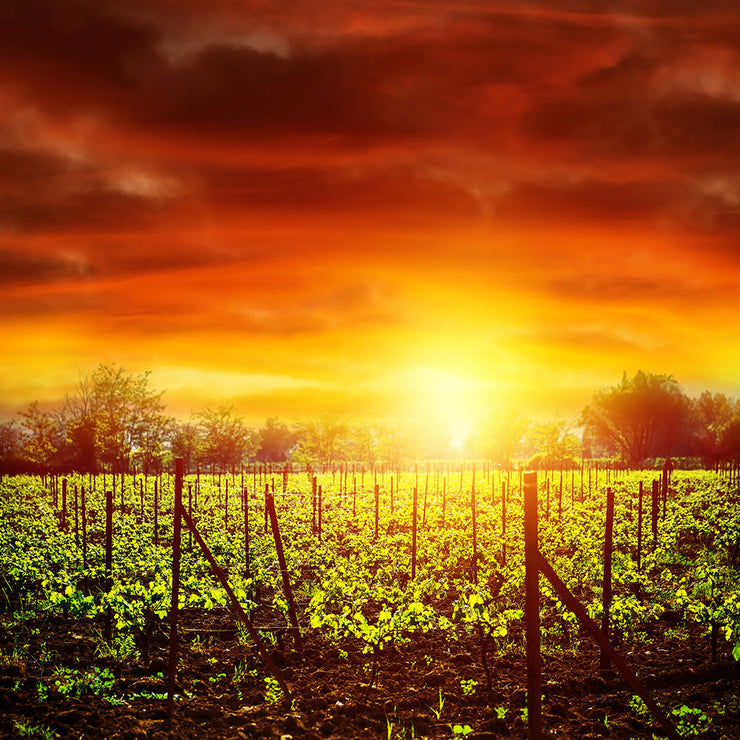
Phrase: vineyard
[{"left": 2, "top": 465, "right": 740, "bottom": 739}]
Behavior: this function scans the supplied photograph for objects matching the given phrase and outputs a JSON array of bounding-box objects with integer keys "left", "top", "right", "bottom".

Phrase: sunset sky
[{"left": 1, "top": 0, "right": 739, "bottom": 436}]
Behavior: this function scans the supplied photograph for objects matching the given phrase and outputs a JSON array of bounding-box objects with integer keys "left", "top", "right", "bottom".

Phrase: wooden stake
[
  {"left": 600, "top": 487, "right": 614, "bottom": 673},
  {"left": 523, "top": 471, "right": 542, "bottom": 739},
  {"left": 167, "top": 459, "right": 183, "bottom": 717}
]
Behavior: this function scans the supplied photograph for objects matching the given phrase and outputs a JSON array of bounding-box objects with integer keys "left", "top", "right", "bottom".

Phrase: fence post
[
  {"left": 167, "top": 458, "right": 183, "bottom": 717},
  {"left": 318, "top": 485, "right": 323, "bottom": 542},
  {"left": 537, "top": 553, "right": 680, "bottom": 740},
  {"left": 374, "top": 484, "right": 380, "bottom": 540},
  {"left": 637, "top": 481, "right": 643, "bottom": 571},
  {"left": 266, "top": 491, "right": 302, "bottom": 649},
  {"left": 651, "top": 479, "right": 659, "bottom": 548},
  {"left": 558, "top": 470, "right": 563, "bottom": 518},
  {"left": 600, "top": 487, "right": 614, "bottom": 673},
  {"left": 523, "top": 470, "right": 542, "bottom": 739},
  {"left": 411, "top": 487, "right": 418, "bottom": 580},
  {"left": 81, "top": 486, "right": 88, "bottom": 568},
  {"left": 74, "top": 485, "right": 79, "bottom": 544},
  {"left": 471, "top": 474, "right": 477, "bottom": 585},
  {"left": 224, "top": 479, "right": 229, "bottom": 532},
  {"left": 154, "top": 479, "right": 159, "bottom": 546},
  {"left": 61, "top": 479, "right": 67, "bottom": 531},
  {"left": 243, "top": 487, "right": 250, "bottom": 576},
  {"left": 104, "top": 490, "right": 113, "bottom": 642},
  {"left": 501, "top": 480, "right": 507, "bottom": 567}
]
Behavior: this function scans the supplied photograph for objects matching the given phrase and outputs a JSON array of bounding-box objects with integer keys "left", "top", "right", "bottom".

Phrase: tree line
[{"left": 1, "top": 365, "right": 739, "bottom": 474}]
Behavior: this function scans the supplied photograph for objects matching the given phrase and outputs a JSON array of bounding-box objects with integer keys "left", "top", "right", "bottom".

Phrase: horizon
[{"left": 2, "top": 1, "right": 739, "bottom": 426}]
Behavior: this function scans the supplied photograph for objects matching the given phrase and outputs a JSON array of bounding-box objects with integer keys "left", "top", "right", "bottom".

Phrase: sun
[{"left": 401, "top": 367, "right": 489, "bottom": 450}]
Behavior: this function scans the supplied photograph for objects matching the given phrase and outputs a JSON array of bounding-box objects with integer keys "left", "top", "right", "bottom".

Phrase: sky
[{"left": 1, "top": 0, "right": 739, "bottom": 437}]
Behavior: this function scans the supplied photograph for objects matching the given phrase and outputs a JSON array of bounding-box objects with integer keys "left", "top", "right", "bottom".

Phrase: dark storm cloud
[
  {"left": 0, "top": 0, "right": 620, "bottom": 144},
  {"left": 1, "top": 0, "right": 738, "bottom": 244}
]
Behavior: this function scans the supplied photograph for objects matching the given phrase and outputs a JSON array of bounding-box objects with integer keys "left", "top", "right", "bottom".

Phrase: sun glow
[{"left": 400, "top": 367, "right": 493, "bottom": 449}]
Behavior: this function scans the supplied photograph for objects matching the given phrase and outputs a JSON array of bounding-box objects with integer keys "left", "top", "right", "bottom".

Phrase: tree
[
  {"left": 256, "top": 418, "right": 296, "bottom": 462},
  {"left": 581, "top": 370, "right": 691, "bottom": 467},
  {"left": 468, "top": 409, "right": 530, "bottom": 466},
  {"left": 64, "top": 364, "right": 169, "bottom": 472},
  {"left": 0, "top": 419, "right": 24, "bottom": 473},
  {"left": 293, "top": 415, "right": 349, "bottom": 467},
  {"left": 525, "top": 417, "right": 581, "bottom": 470},
  {"left": 17, "top": 401, "right": 65, "bottom": 471},
  {"left": 63, "top": 375, "right": 97, "bottom": 472},
  {"left": 170, "top": 421, "right": 203, "bottom": 473},
  {"left": 692, "top": 392, "right": 738, "bottom": 465},
  {"left": 718, "top": 416, "right": 740, "bottom": 463},
  {"left": 375, "top": 423, "right": 413, "bottom": 467},
  {"left": 197, "top": 405, "right": 256, "bottom": 472}
]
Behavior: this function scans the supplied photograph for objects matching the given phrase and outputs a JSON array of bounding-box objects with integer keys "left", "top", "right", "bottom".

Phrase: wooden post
[
  {"left": 188, "top": 484, "right": 193, "bottom": 552},
  {"left": 558, "top": 469, "right": 563, "bottom": 518},
  {"left": 318, "top": 485, "right": 323, "bottom": 542},
  {"left": 374, "top": 484, "right": 380, "bottom": 540},
  {"left": 154, "top": 478, "right": 159, "bottom": 546},
  {"left": 224, "top": 479, "right": 229, "bottom": 532},
  {"left": 81, "top": 486, "right": 88, "bottom": 567},
  {"left": 312, "top": 476, "right": 317, "bottom": 533},
  {"left": 266, "top": 491, "right": 302, "bottom": 649},
  {"left": 600, "top": 487, "right": 614, "bottom": 673},
  {"left": 243, "top": 487, "right": 250, "bottom": 576},
  {"left": 440, "top": 477, "right": 446, "bottom": 525},
  {"left": 471, "top": 473, "right": 477, "bottom": 584},
  {"left": 538, "top": 553, "right": 680, "bottom": 740},
  {"left": 523, "top": 471, "right": 542, "bottom": 739},
  {"left": 180, "top": 506, "right": 290, "bottom": 701},
  {"left": 104, "top": 490, "right": 113, "bottom": 642},
  {"left": 662, "top": 467, "right": 668, "bottom": 520},
  {"left": 167, "top": 459, "right": 183, "bottom": 718},
  {"left": 501, "top": 480, "right": 507, "bottom": 568},
  {"left": 61, "top": 479, "right": 67, "bottom": 531},
  {"left": 423, "top": 473, "right": 428, "bottom": 526},
  {"left": 637, "top": 481, "right": 643, "bottom": 571},
  {"left": 651, "top": 479, "right": 659, "bottom": 549},
  {"left": 411, "top": 487, "right": 418, "bottom": 580},
  {"left": 74, "top": 485, "right": 79, "bottom": 544}
]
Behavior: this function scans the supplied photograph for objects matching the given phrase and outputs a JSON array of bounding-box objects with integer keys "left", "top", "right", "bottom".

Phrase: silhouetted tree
[
  {"left": 526, "top": 417, "right": 581, "bottom": 469},
  {"left": 256, "top": 417, "right": 296, "bottom": 462},
  {"left": 293, "top": 415, "right": 349, "bottom": 467},
  {"left": 0, "top": 419, "right": 24, "bottom": 473},
  {"left": 63, "top": 364, "right": 168, "bottom": 472},
  {"left": 18, "top": 401, "right": 65, "bottom": 472},
  {"left": 692, "top": 392, "right": 738, "bottom": 465},
  {"left": 718, "top": 416, "right": 740, "bottom": 463},
  {"left": 197, "top": 405, "right": 256, "bottom": 472},
  {"left": 375, "top": 423, "right": 412, "bottom": 467},
  {"left": 581, "top": 370, "right": 691, "bottom": 467},
  {"left": 170, "top": 421, "right": 202, "bottom": 473}
]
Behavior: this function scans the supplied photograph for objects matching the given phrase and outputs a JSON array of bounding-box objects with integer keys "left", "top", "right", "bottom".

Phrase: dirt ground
[{"left": 2, "top": 608, "right": 739, "bottom": 739}]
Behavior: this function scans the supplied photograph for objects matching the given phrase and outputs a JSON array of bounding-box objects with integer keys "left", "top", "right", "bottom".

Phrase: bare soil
[{"left": 2, "top": 609, "right": 739, "bottom": 739}]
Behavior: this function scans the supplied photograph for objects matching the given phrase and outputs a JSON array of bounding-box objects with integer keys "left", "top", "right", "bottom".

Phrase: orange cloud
[{"left": 1, "top": 0, "right": 739, "bottom": 426}]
